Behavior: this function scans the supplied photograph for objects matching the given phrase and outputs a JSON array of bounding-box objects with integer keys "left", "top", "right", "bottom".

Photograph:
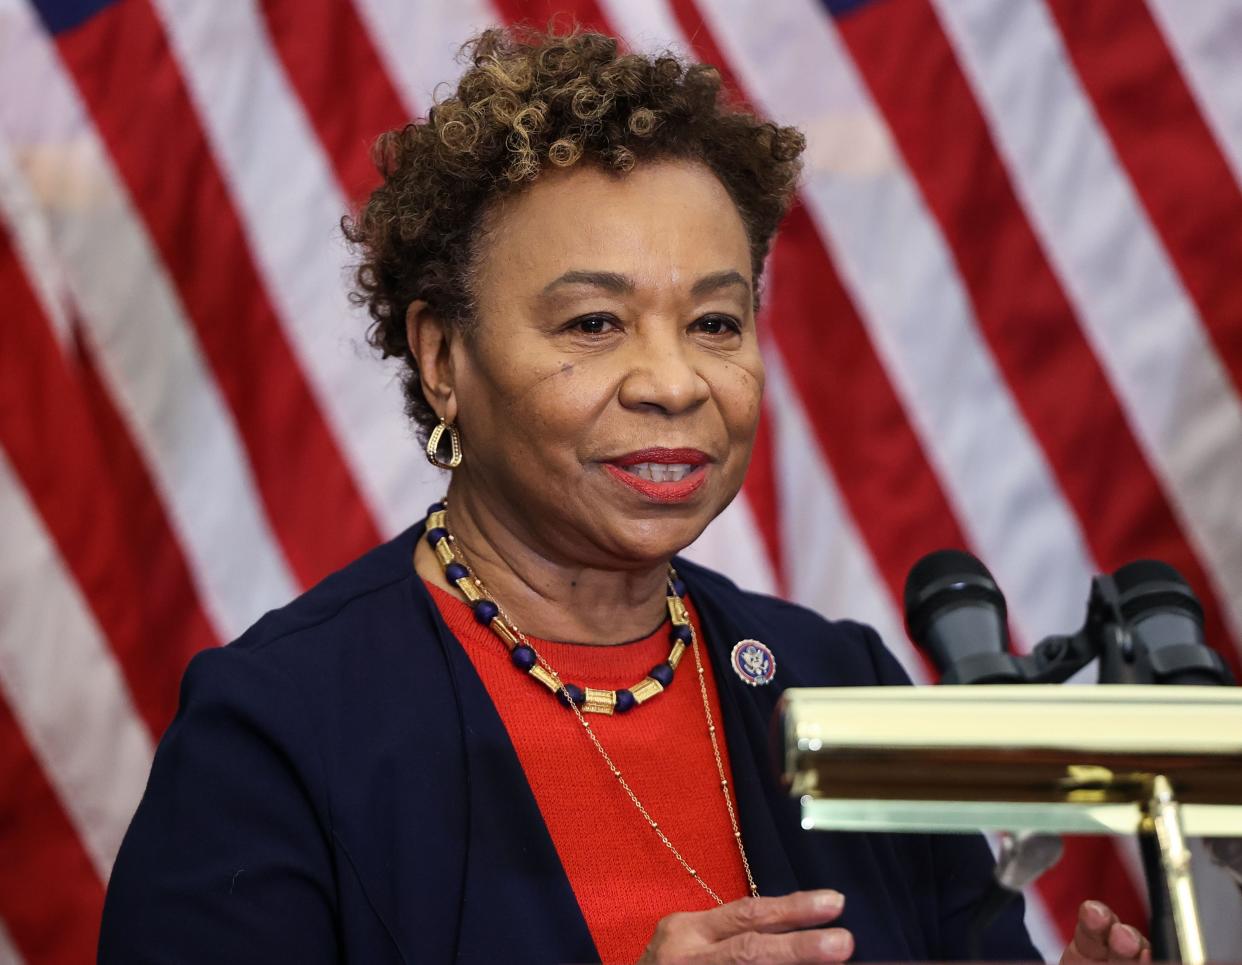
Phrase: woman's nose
[{"left": 616, "top": 328, "right": 711, "bottom": 415}]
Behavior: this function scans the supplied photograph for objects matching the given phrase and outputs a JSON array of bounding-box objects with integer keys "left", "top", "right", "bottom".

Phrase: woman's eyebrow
[
  {"left": 540, "top": 269, "right": 750, "bottom": 299},
  {"left": 541, "top": 270, "right": 634, "bottom": 295},
  {"left": 690, "top": 269, "right": 750, "bottom": 299}
]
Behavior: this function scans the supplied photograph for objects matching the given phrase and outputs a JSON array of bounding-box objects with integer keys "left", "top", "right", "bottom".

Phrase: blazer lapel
[
  {"left": 411, "top": 529, "right": 599, "bottom": 965},
  {"left": 679, "top": 564, "right": 802, "bottom": 899}
]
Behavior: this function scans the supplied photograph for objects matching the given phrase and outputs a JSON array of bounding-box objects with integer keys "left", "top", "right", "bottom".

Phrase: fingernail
[
  {"left": 814, "top": 890, "right": 844, "bottom": 913},
  {"left": 1085, "top": 900, "right": 1109, "bottom": 919},
  {"left": 1119, "top": 925, "right": 1142, "bottom": 954},
  {"left": 821, "top": 931, "right": 850, "bottom": 956}
]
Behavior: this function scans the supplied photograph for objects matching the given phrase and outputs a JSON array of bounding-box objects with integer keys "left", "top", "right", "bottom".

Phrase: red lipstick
[
  {"left": 603, "top": 448, "right": 710, "bottom": 503},
  {"left": 610, "top": 448, "right": 709, "bottom": 467}
]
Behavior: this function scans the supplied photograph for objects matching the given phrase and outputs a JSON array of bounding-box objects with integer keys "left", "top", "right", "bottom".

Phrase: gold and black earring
[{"left": 425, "top": 418, "right": 463, "bottom": 470}]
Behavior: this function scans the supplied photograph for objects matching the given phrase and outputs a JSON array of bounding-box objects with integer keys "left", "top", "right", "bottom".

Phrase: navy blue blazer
[{"left": 99, "top": 523, "right": 1040, "bottom": 963}]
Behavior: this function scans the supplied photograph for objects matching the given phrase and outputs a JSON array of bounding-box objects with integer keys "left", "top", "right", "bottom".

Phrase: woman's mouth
[
  {"left": 618, "top": 462, "right": 697, "bottom": 483},
  {"left": 602, "top": 448, "right": 710, "bottom": 503}
]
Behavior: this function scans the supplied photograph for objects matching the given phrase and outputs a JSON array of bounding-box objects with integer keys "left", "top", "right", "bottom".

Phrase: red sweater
[{"left": 426, "top": 582, "right": 750, "bottom": 964}]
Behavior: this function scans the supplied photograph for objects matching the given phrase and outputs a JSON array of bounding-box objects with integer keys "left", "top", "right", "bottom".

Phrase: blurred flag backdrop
[{"left": 2, "top": 0, "right": 1241, "bottom": 961}]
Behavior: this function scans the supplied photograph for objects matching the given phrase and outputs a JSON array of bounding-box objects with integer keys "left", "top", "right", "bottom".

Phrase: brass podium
[{"left": 777, "top": 685, "right": 1242, "bottom": 963}]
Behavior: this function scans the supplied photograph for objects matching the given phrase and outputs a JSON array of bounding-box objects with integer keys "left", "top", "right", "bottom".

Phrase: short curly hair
[{"left": 343, "top": 25, "right": 806, "bottom": 437}]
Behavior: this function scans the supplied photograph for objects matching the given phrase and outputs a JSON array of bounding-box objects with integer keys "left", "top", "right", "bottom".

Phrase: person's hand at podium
[
  {"left": 637, "top": 891, "right": 1149, "bottom": 963},
  {"left": 1059, "top": 900, "right": 1150, "bottom": 963},
  {"left": 639, "top": 890, "right": 853, "bottom": 963}
]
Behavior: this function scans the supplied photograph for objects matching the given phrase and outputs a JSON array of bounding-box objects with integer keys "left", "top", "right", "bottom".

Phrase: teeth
[{"left": 623, "top": 463, "right": 694, "bottom": 483}]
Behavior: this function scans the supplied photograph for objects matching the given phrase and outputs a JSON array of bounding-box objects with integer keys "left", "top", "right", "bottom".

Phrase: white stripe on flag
[
  {"left": 764, "top": 348, "right": 921, "bottom": 681},
  {"left": 596, "top": 0, "right": 688, "bottom": 58},
  {"left": 148, "top": 0, "right": 437, "bottom": 538},
  {"left": 1189, "top": 838, "right": 1242, "bottom": 959},
  {"left": 683, "top": 495, "right": 778, "bottom": 598},
  {"left": 0, "top": 917, "right": 22, "bottom": 965},
  {"left": 935, "top": 0, "right": 1242, "bottom": 648},
  {"left": 693, "top": 0, "right": 1098, "bottom": 646},
  {"left": 0, "top": 6, "right": 298, "bottom": 640},
  {"left": 0, "top": 138, "right": 71, "bottom": 349},
  {"left": 351, "top": 0, "right": 499, "bottom": 117},
  {"left": 1147, "top": 0, "right": 1242, "bottom": 191},
  {"left": 0, "top": 451, "right": 154, "bottom": 879}
]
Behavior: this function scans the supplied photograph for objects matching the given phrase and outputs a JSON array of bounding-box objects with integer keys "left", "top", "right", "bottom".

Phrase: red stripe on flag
[
  {"left": 742, "top": 394, "right": 786, "bottom": 594},
  {"left": 834, "top": 0, "right": 1241, "bottom": 684},
  {"left": 51, "top": 0, "right": 380, "bottom": 588},
  {"left": 258, "top": 0, "right": 408, "bottom": 203},
  {"left": 0, "top": 693, "right": 104, "bottom": 964},
  {"left": 669, "top": 0, "right": 748, "bottom": 102},
  {"left": 765, "top": 206, "right": 959, "bottom": 684},
  {"left": 0, "top": 225, "right": 218, "bottom": 736},
  {"left": 1047, "top": 0, "right": 1242, "bottom": 400},
  {"left": 489, "top": 0, "right": 614, "bottom": 35}
]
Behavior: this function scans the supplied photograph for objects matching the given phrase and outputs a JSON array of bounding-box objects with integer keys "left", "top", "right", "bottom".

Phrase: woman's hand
[
  {"left": 1060, "top": 900, "right": 1150, "bottom": 963},
  {"left": 638, "top": 890, "right": 853, "bottom": 964}
]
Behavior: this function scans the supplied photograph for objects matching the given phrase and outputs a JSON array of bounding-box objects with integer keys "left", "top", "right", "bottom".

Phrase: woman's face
[{"left": 446, "top": 159, "right": 764, "bottom": 568}]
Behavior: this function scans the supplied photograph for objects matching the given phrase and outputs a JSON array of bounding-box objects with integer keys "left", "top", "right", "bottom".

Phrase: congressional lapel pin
[{"left": 730, "top": 639, "right": 776, "bottom": 686}]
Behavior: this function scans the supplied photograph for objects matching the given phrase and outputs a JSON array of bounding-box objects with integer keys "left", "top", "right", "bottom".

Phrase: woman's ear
[{"left": 406, "top": 300, "right": 458, "bottom": 424}]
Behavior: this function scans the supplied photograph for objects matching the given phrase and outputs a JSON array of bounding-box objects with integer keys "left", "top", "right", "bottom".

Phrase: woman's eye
[
  {"left": 693, "top": 314, "right": 742, "bottom": 336},
  {"left": 569, "top": 313, "right": 618, "bottom": 335}
]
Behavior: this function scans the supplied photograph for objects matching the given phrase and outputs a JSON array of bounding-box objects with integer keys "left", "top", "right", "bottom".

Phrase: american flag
[{"left": 2, "top": 0, "right": 1241, "bottom": 961}]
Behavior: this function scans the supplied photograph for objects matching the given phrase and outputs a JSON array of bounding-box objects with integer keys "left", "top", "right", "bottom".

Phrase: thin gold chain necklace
[{"left": 428, "top": 502, "right": 759, "bottom": 904}]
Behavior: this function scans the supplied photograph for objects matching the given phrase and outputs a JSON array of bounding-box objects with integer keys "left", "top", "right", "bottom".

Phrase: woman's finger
[
  {"left": 1105, "top": 923, "right": 1148, "bottom": 961},
  {"left": 700, "top": 926, "right": 854, "bottom": 964},
  {"left": 1070, "top": 900, "right": 1118, "bottom": 960},
  {"left": 699, "top": 890, "right": 845, "bottom": 941}
]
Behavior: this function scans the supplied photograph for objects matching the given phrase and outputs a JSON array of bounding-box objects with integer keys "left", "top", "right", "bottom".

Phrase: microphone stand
[
  {"left": 967, "top": 832, "right": 1063, "bottom": 959},
  {"left": 903, "top": 553, "right": 1234, "bottom": 960},
  {"left": 1006, "top": 575, "right": 1221, "bottom": 962},
  {"left": 1088, "top": 577, "right": 1200, "bottom": 962}
]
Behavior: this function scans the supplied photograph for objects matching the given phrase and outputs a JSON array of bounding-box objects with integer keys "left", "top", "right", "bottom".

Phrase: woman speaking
[{"left": 99, "top": 26, "right": 1149, "bottom": 964}]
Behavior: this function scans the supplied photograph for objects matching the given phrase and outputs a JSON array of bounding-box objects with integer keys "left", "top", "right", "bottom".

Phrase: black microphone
[
  {"left": 903, "top": 550, "right": 1023, "bottom": 684},
  {"left": 1109, "top": 560, "right": 1232, "bottom": 686}
]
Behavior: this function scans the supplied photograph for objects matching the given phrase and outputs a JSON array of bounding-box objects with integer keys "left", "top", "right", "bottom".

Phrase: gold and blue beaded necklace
[
  {"left": 425, "top": 500, "right": 691, "bottom": 714},
  {"left": 423, "top": 499, "right": 760, "bottom": 903}
]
